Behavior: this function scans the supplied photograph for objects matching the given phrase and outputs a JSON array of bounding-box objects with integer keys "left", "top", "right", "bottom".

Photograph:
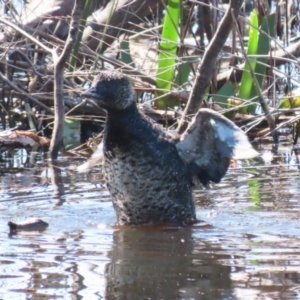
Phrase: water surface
[{"left": 0, "top": 147, "right": 300, "bottom": 299}]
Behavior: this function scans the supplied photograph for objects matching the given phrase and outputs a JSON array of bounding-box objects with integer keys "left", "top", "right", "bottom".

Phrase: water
[{"left": 0, "top": 147, "right": 300, "bottom": 299}]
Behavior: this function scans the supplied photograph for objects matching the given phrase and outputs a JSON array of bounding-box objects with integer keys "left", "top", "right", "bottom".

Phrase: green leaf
[
  {"left": 215, "top": 82, "right": 235, "bottom": 108},
  {"left": 248, "top": 13, "right": 276, "bottom": 113},
  {"left": 63, "top": 118, "right": 81, "bottom": 149},
  {"left": 214, "top": 82, "right": 235, "bottom": 118},
  {"left": 279, "top": 96, "right": 293, "bottom": 109},
  {"left": 120, "top": 40, "right": 134, "bottom": 65},
  {"left": 156, "top": 0, "right": 181, "bottom": 109},
  {"left": 279, "top": 94, "right": 300, "bottom": 108},
  {"left": 238, "top": 9, "right": 259, "bottom": 113},
  {"left": 238, "top": 12, "right": 276, "bottom": 114},
  {"left": 174, "top": 56, "right": 193, "bottom": 87}
]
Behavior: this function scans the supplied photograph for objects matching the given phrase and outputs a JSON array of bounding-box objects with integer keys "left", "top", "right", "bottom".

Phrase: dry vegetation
[{"left": 0, "top": 0, "right": 300, "bottom": 157}]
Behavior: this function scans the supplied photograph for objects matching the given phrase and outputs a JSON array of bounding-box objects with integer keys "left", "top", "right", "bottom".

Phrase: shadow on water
[{"left": 0, "top": 147, "right": 300, "bottom": 299}]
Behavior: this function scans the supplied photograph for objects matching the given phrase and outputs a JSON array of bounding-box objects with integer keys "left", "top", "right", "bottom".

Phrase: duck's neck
[
  {"left": 104, "top": 103, "right": 146, "bottom": 151},
  {"left": 106, "top": 102, "right": 138, "bottom": 118}
]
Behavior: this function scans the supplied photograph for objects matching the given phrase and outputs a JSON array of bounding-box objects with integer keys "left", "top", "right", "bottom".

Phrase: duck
[{"left": 80, "top": 70, "right": 258, "bottom": 225}]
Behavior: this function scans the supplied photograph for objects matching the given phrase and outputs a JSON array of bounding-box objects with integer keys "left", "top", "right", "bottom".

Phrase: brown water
[{"left": 0, "top": 147, "right": 300, "bottom": 299}]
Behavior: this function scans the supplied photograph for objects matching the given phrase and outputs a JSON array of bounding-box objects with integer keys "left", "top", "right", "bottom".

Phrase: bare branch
[
  {"left": 0, "top": 72, "right": 54, "bottom": 115},
  {"left": 49, "top": 0, "right": 85, "bottom": 160},
  {"left": 0, "top": 17, "right": 53, "bottom": 54},
  {"left": 177, "top": 0, "right": 243, "bottom": 134}
]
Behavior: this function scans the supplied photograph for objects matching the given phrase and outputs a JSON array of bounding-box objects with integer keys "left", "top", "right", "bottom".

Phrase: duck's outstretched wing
[{"left": 176, "top": 108, "right": 258, "bottom": 186}]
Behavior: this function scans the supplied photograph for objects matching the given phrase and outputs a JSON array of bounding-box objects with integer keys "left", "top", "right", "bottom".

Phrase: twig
[
  {"left": 0, "top": 17, "right": 53, "bottom": 54},
  {"left": 0, "top": 72, "right": 53, "bottom": 114},
  {"left": 177, "top": 0, "right": 243, "bottom": 133},
  {"left": 49, "top": 0, "right": 85, "bottom": 160},
  {"left": 232, "top": 10, "right": 278, "bottom": 144},
  {"left": 255, "top": 114, "right": 300, "bottom": 141}
]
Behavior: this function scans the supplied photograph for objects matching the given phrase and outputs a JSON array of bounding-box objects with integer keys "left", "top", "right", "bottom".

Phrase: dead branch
[
  {"left": 49, "top": 0, "right": 85, "bottom": 160},
  {"left": 177, "top": 0, "right": 243, "bottom": 134},
  {"left": 0, "top": 17, "right": 53, "bottom": 53},
  {"left": 0, "top": 72, "right": 54, "bottom": 114},
  {"left": 217, "top": 40, "right": 300, "bottom": 89}
]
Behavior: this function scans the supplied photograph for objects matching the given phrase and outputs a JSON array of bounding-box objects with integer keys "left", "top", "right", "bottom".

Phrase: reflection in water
[
  {"left": 105, "top": 226, "right": 232, "bottom": 299},
  {"left": 49, "top": 160, "right": 66, "bottom": 205}
]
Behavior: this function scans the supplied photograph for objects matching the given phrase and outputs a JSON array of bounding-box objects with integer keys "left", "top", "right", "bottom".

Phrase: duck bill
[
  {"left": 80, "top": 87, "right": 102, "bottom": 100},
  {"left": 81, "top": 87, "right": 105, "bottom": 109}
]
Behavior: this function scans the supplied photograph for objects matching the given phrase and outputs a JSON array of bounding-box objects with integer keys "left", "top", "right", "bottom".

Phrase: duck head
[{"left": 81, "top": 71, "right": 135, "bottom": 111}]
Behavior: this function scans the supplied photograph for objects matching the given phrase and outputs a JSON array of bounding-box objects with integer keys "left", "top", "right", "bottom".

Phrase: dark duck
[{"left": 80, "top": 71, "right": 258, "bottom": 225}]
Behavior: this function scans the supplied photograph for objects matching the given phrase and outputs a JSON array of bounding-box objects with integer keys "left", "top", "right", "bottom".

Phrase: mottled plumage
[{"left": 80, "top": 71, "right": 258, "bottom": 225}]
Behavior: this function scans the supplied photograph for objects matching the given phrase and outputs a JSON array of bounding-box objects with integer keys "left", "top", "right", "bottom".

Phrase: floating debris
[
  {"left": 0, "top": 130, "right": 50, "bottom": 148},
  {"left": 8, "top": 218, "right": 49, "bottom": 231}
]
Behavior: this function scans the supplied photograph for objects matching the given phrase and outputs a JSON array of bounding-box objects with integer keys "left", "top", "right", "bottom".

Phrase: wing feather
[{"left": 176, "top": 109, "right": 258, "bottom": 185}]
